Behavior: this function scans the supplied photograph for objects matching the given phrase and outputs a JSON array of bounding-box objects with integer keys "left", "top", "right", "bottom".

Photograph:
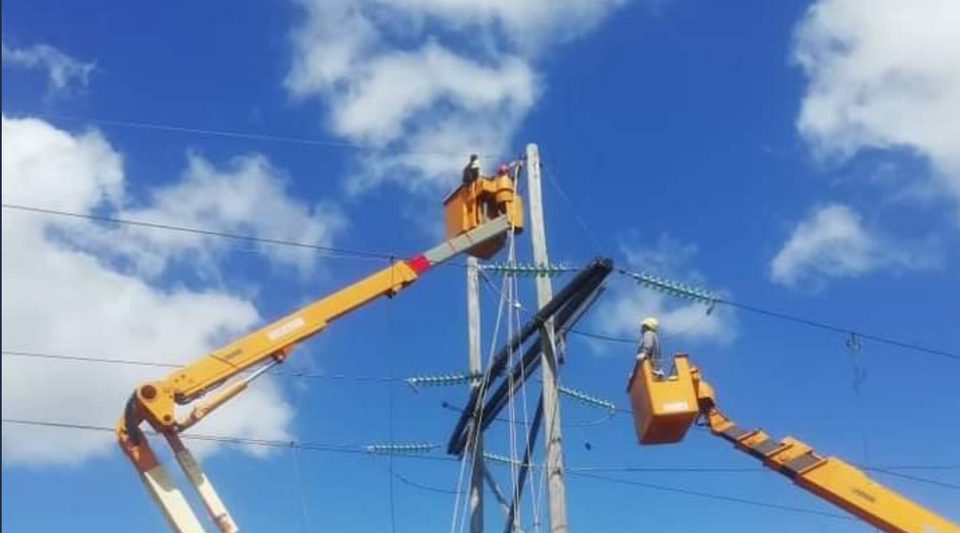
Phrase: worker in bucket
[
  {"left": 635, "top": 316, "right": 664, "bottom": 378},
  {"left": 462, "top": 154, "right": 481, "bottom": 185}
]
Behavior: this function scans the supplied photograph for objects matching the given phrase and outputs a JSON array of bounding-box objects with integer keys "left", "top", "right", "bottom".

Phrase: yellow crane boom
[
  {"left": 117, "top": 168, "right": 523, "bottom": 533},
  {"left": 628, "top": 354, "right": 960, "bottom": 533}
]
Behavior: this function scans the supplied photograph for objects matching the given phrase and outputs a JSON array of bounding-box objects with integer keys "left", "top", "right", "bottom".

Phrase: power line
[
  {"left": 616, "top": 267, "right": 959, "bottom": 360},
  {"left": 535, "top": 160, "right": 958, "bottom": 362},
  {"left": 475, "top": 270, "right": 630, "bottom": 349},
  {"left": 564, "top": 328, "right": 634, "bottom": 345},
  {"left": 2, "top": 349, "right": 180, "bottom": 370},
  {"left": 567, "top": 471, "right": 855, "bottom": 521},
  {"left": 0, "top": 202, "right": 539, "bottom": 272},
  {"left": 5, "top": 203, "right": 956, "bottom": 361},
  {"left": 7, "top": 415, "right": 955, "bottom": 478},
  {"left": 0, "top": 349, "right": 610, "bottom": 409},
  {"left": 864, "top": 468, "right": 960, "bottom": 491},
  {"left": 8, "top": 349, "right": 957, "bottom": 481},
  {"left": 0, "top": 350, "right": 561, "bottom": 400},
  {"left": 568, "top": 466, "right": 763, "bottom": 474},
  {"left": 6, "top": 417, "right": 955, "bottom": 515},
  {"left": 721, "top": 299, "right": 960, "bottom": 361},
  {"left": 1, "top": 203, "right": 393, "bottom": 261},
  {"left": 444, "top": 402, "right": 959, "bottom": 482},
  {"left": 3, "top": 348, "right": 616, "bottom": 425},
  {"left": 1, "top": 349, "right": 403, "bottom": 383},
  {"left": 8, "top": 110, "right": 505, "bottom": 160},
  {"left": 7, "top": 419, "right": 850, "bottom": 523},
  {"left": 567, "top": 465, "right": 960, "bottom": 491},
  {"left": 7, "top": 111, "right": 954, "bottom": 522},
  {"left": 0, "top": 418, "right": 457, "bottom": 460},
  {"left": 860, "top": 464, "right": 960, "bottom": 472},
  {"left": 392, "top": 471, "right": 460, "bottom": 495},
  {"left": 540, "top": 162, "right": 608, "bottom": 257},
  {"left": 568, "top": 463, "right": 960, "bottom": 473},
  {"left": 621, "top": 267, "right": 958, "bottom": 361},
  {"left": 497, "top": 264, "right": 959, "bottom": 361},
  {"left": 290, "top": 445, "right": 313, "bottom": 533}
]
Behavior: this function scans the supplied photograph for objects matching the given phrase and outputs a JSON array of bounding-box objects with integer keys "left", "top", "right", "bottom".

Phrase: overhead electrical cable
[
  {"left": 1, "top": 349, "right": 402, "bottom": 382},
  {"left": 5, "top": 202, "right": 954, "bottom": 360},
  {"left": 6, "top": 110, "right": 507, "bottom": 160}
]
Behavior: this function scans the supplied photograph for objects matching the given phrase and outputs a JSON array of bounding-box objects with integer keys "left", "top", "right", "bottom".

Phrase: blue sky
[{"left": 2, "top": 0, "right": 958, "bottom": 532}]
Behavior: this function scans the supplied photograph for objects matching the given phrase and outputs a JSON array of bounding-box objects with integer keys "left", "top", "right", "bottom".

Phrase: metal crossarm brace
[{"left": 446, "top": 258, "right": 612, "bottom": 455}]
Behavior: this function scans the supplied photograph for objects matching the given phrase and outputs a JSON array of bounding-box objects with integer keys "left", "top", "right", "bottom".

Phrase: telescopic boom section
[
  {"left": 117, "top": 212, "right": 517, "bottom": 533},
  {"left": 628, "top": 355, "right": 960, "bottom": 533}
]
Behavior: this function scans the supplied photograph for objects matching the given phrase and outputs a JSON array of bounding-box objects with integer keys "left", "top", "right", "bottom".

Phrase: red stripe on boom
[{"left": 406, "top": 254, "right": 431, "bottom": 274}]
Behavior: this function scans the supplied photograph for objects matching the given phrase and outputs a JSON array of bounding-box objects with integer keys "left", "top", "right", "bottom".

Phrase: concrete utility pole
[
  {"left": 525, "top": 143, "right": 568, "bottom": 532},
  {"left": 467, "top": 256, "right": 484, "bottom": 533}
]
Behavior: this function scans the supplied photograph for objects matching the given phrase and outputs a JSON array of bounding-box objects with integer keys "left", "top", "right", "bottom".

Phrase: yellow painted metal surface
[
  {"left": 174, "top": 447, "right": 237, "bottom": 533},
  {"left": 118, "top": 194, "right": 519, "bottom": 532},
  {"left": 629, "top": 353, "right": 960, "bottom": 533},
  {"left": 141, "top": 464, "right": 206, "bottom": 533},
  {"left": 627, "top": 354, "right": 699, "bottom": 444},
  {"left": 117, "top": 258, "right": 424, "bottom": 531},
  {"left": 798, "top": 458, "right": 960, "bottom": 533},
  {"left": 142, "top": 260, "right": 419, "bottom": 426},
  {"left": 443, "top": 172, "right": 523, "bottom": 258}
]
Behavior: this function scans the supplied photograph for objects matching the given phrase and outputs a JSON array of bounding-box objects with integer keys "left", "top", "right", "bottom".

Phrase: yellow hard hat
[{"left": 641, "top": 317, "right": 659, "bottom": 331}]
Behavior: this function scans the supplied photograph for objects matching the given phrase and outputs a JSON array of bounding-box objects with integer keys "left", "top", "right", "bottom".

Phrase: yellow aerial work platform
[
  {"left": 443, "top": 170, "right": 524, "bottom": 259},
  {"left": 626, "top": 353, "right": 960, "bottom": 533},
  {"left": 627, "top": 354, "right": 699, "bottom": 444}
]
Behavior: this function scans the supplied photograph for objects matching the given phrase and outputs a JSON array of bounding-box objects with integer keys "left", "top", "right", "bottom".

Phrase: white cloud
[
  {"left": 591, "top": 235, "right": 737, "bottom": 352},
  {"left": 108, "top": 153, "right": 346, "bottom": 278},
  {"left": 2, "top": 40, "right": 95, "bottom": 93},
  {"left": 1, "top": 115, "right": 343, "bottom": 466},
  {"left": 793, "top": 0, "right": 960, "bottom": 225},
  {"left": 331, "top": 43, "right": 536, "bottom": 144},
  {"left": 285, "top": 0, "right": 630, "bottom": 193},
  {"left": 0, "top": 116, "right": 123, "bottom": 212},
  {"left": 770, "top": 203, "right": 937, "bottom": 287}
]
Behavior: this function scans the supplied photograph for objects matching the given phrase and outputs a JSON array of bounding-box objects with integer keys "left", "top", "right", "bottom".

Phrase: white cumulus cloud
[
  {"left": 591, "top": 235, "right": 737, "bottom": 353},
  {"left": 106, "top": 153, "right": 345, "bottom": 278},
  {"left": 1, "top": 115, "right": 342, "bottom": 466},
  {"left": 793, "top": 0, "right": 960, "bottom": 225},
  {"left": 285, "top": 0, "right": 631, "bottom": 193},
  {"left": 2, "top": 40, "right": 95, "bottom": 93},
  {"left": 770, "top": 203, "right": 937, "bottom": 287}
]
